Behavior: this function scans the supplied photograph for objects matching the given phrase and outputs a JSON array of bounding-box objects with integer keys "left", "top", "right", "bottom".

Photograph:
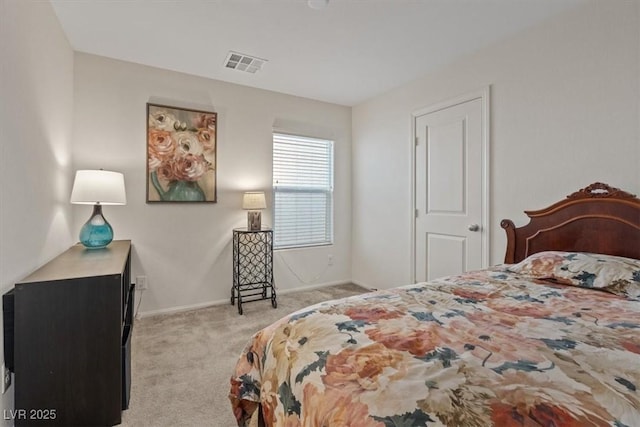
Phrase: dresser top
[{"left": 17, "top": 240, "right": 131, "bottom": 284}]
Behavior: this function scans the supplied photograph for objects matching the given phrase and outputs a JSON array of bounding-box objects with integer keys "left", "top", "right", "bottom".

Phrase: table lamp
[
  {"left": 70, "top": 170, "right": 127, "bottom": 249},
  {"left": 242, "top": 191, "right": 266, "bottom": 231}
]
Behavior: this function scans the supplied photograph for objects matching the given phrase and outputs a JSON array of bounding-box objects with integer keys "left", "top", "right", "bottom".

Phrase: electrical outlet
[
  {"left": 2, "top": 363, "right": 11, "bottom": 394},
  {"left": 136, "top": 275, "right": 148, "bottom": 290},
  {"left": 327, "top": 254, "right": 334, "bottom": 266}
]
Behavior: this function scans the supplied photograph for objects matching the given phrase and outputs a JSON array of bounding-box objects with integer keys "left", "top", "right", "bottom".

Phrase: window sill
[{"left": 274, "top": 242, "right": 333, "bottom": 252}]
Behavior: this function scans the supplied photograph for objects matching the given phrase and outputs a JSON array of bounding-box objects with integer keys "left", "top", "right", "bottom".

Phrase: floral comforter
[{"left": 229, "top": 265, "right": 640, "bottom": 426}]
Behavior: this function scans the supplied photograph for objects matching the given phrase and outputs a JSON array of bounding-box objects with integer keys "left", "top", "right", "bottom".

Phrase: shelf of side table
[{"left": 231, "top": 227, "right": 277, "bottom": 315}]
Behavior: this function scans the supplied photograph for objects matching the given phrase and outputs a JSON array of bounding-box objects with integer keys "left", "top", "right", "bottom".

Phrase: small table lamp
[
  {"left": 242, "top": 191, "right": 266, "bottom": 231},
  {"left": 70, "top": 170, "right": 127, "bottom": 249}
]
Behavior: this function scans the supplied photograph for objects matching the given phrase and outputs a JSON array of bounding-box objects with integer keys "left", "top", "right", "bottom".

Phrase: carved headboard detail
[
  {"left": 501, "top": 183, "right": 640, "bottom": 263},
  {"left": 565, "top": 182, "right": 636, "bottom": 200}
]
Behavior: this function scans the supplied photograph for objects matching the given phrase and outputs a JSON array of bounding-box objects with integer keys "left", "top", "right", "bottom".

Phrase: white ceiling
[{"left": 50, "top": 0, "right": 585, "bottom": 106}]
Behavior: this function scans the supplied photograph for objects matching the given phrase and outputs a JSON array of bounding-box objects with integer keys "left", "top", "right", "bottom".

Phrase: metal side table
[{"left": 231, "top": 227, "right": 277, "bottom": 315}]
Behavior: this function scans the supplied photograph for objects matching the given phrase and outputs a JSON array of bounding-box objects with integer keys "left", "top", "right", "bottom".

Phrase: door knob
[{"left": 468, "top": 224, "right": 480, "bottom": 232}]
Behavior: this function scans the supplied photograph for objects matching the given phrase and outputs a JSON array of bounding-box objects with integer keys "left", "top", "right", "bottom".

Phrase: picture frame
[{"left": 146, "top": 103, "right": 217, "bottom": 203}]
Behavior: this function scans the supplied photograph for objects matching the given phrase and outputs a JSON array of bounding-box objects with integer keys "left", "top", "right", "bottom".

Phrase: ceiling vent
[{"left": 224, "top": 51, "right": 267, "bottom": 74}]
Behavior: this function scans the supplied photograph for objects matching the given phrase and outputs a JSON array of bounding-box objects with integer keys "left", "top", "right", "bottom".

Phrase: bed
[{"left": 229, "top": 182, "right": 640, "bottom": 426}]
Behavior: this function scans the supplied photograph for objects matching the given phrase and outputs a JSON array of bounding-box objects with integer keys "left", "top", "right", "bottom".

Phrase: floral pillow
[{"left": 507, "top": 251, "right": 640, "bottom": 299}]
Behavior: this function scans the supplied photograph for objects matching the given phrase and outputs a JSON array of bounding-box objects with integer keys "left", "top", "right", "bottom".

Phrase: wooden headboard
[{"left": 501, "top": 182, "right": 640, "bottom": 263}]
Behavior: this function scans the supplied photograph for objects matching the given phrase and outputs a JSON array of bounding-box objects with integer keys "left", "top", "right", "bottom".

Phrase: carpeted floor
[{"left": 121, "top": 283, "right": 367, "bottom": 427}]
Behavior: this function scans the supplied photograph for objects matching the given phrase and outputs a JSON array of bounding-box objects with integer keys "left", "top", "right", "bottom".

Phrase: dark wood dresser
[{"left": 12, "top": 240, "right": 133, "bottom": 426}]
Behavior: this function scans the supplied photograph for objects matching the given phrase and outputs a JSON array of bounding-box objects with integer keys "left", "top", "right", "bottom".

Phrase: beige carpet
[{"left": 121, "top": 283, "right": 367, "bottom": 427}]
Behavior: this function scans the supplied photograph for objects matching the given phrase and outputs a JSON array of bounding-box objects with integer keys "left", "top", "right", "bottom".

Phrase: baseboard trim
[
  {"left": 138, "top": 297, "right": 230, "bottom": 318},
  {"left": 138, "top": 279, "right": 354, "bottom": 318},
  {"left": 351, "top": 279, "right": 377, "bottom": 291},
  {"left": 277, "top": 279, "right": 353, "bottom": 295}
]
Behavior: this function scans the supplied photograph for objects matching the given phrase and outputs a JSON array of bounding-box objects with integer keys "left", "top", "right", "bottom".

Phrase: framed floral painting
[{"left": 146, "top": 103, "right": 217, "bottom": 203}]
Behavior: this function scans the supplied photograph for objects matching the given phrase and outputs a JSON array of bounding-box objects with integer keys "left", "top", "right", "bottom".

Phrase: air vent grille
[{"left": 224, "top": 51, "right": 267, "bottom": 74}]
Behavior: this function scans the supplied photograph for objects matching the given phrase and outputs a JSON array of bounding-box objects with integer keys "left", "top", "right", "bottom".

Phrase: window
[{"left": 273, "top": 133, "right": 334, "bottom": 249}]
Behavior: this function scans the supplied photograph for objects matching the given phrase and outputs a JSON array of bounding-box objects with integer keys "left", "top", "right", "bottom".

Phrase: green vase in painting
[{"left": 151, "top": 171, "right": 205, "bottom": 202}]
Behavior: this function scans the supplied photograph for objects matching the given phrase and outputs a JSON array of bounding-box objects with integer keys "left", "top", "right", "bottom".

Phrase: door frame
[{"left": 410, "top": 86, "right": 491, "bottom": 283}]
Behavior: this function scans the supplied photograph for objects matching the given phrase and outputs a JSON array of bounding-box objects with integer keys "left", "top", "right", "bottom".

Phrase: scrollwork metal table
[{"left": 231, "top": 227, "right": 277, "bottom": 315}]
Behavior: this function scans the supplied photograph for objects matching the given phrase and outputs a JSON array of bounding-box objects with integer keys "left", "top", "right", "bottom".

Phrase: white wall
[
  {"left": 72, "top": 54, "right": 352, "bottom": 315},
  {"left": 352, "top": 2, "right": 640, "bottom": 289},
  {"left": 0, "top": 0, "right": 75, "bottom": 419}
]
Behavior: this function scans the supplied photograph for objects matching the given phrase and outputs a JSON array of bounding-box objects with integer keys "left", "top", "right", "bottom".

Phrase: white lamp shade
[
  {"left": 242, "top": 192, "right": 266, "bottom": 210},
  {"left": 70, "top": 170, "right": 127, "bottom": 205}
]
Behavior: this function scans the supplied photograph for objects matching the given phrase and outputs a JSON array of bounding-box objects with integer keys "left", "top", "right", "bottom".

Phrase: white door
[{"left": 414, "top": 93, "right": 488, "bottom": 282}]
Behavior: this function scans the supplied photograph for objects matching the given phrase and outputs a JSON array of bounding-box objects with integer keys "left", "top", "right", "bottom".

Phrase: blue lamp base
[{"left": 79, "top": 204, "right": 114, "bottom": 249}]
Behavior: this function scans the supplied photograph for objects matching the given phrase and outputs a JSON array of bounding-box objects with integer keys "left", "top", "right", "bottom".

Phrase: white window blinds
[{"left": 273, "top": 133, "right": 334, "bottom": 249}]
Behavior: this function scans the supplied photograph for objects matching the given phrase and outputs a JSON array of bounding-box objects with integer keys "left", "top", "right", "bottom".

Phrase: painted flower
[
  {"left": 148, "top": 110, "right": 179, "bottom": 131},
  {"left": 197, "top": 128, "right": 215, "bottom": 152},
  {"left": 157, "top": 162, "right": 177, "bottom": 182},
  {"left": 193, "top": 112, "right": 216, "bottom": 130},
  {"left": 147, "top": 129, "right": 175, "bottom": 171},
  {"left": 171, "top": 154, "right": 209, "bottom": 181},
  {"left": 174, "top": 131, "right": 205, "bottom": 157},
  {"left": 148, "top": 156, "right": 162, "bottom": 171}
]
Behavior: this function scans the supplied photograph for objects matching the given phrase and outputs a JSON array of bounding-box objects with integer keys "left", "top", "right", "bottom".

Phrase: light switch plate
[{"left": 136, "top": 276, "right": 148, "bottom": 290}]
